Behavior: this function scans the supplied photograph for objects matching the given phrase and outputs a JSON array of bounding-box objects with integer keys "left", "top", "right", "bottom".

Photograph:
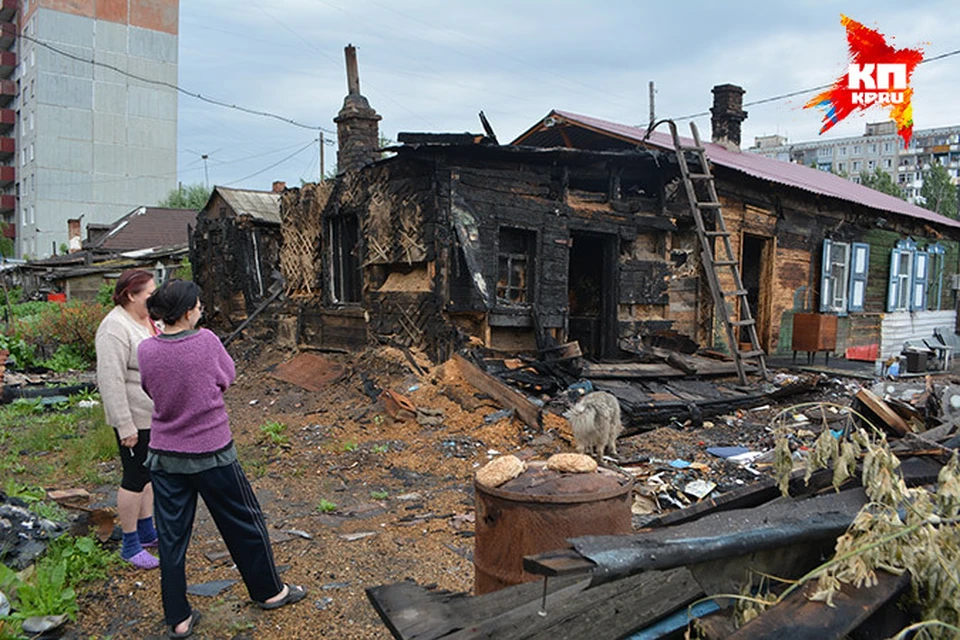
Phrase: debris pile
[{"left": 366, "top": 368, "right": 960, "bottom": 638}]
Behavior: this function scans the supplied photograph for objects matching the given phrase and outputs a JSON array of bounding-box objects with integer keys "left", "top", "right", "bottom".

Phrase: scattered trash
[
  {"left": 0, "top": 590, "right": 9, "bottom": 616},
  {"left": 77, "top": 399, "right": 100, "bottom": 409},
  {"left": 416, "top": 406, "right": 445, "bottom": 426},
  {"left": 684, "top": 479, "right": 717, "bottom": 500},
  {"left": 21, "top": 614, "right": 69, "bottom": 635},
  {"left": 315, "top": 596, "right": 334, "bottom": 610},
  {"left": 339, "top": 532, "right": 377, "bottom": 542},
  {"left": 706, "top": 446, "right": 750, "bottom": 459},
  {"left": 669, "top": 459, "right": 691, "bottom": 469},
  {"left": 284, "top": 529, "right": 314, "bottom": 540},
  {"left": 483, "top": 408, "right": 515, "bottom": 424}
]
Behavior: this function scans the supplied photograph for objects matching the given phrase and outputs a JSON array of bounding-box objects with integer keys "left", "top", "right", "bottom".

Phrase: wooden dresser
[{"left": 792, "top": 313, "right": 838, "bottom": 364}]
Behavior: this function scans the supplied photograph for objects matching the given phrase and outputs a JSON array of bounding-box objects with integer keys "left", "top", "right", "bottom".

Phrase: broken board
[{"left": 270, "top": 352, "right": 348, "bottom": 392}]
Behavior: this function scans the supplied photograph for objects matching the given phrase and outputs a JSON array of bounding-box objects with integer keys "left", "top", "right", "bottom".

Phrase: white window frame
[
  {"left": 820, "top": 239, "right": 869, "bottom": 315},
  {"left": 887, "top": 238, "right": 917, "bottom": 312}
]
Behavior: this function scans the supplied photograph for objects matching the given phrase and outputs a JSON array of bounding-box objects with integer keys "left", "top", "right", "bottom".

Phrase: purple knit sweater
[{"left": 138, "top": 329, "right": 236, "bottom": 455}]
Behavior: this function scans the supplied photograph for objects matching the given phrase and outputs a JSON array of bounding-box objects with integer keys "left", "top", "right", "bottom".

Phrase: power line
[
  {"left": 223, "top": 139, "right": 317, "bottom": 186},
  {"left": 671, "top": 47, "right": 960, "bottom": 122},
  {"left": 19, "top": 33, "right": 336, "bottom": 134}
]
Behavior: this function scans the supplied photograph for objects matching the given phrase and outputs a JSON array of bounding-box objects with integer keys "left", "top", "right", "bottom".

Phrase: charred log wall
[{"left": 191, "top": 214, "right": 281, "bottom": 332}]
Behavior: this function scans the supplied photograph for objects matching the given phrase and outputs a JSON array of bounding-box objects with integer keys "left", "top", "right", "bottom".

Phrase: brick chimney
[
  {"left": 334, "top": 44, "right": 382, "bottom": 174},
  {"left": 710, "top": 84, "right": 747, "bottom": 151},
  {"left": 67, "top": 218, "right": 82, "bottom": 253},
  {"left": 272, "top": 181, "right": 286, "bottom": 193}
]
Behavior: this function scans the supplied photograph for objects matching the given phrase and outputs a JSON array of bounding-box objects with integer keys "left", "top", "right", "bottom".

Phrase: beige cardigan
[{"left": 95, "top": 306, "right": 155, "bottom": 440}]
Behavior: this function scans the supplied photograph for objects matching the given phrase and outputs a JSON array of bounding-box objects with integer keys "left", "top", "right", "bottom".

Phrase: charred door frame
[
  {"left": 739, "top": 231, "right": 775, "bottom": 351},
  {"left": 568, "top": 230, "right": 619, "bottom": 360}
]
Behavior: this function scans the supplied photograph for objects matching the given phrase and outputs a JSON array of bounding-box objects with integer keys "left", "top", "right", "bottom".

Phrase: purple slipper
[
  {"left": 141, "top": 537, "right": 159, "bottom": 548},
  {"left": 123, "top": 549, "right": 159, "bottom": 570}
]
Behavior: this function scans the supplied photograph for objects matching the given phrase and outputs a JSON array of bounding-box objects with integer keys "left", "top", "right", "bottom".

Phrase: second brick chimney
[
  {"left": 334, "top": 45, "right": 382, "bottom": 174},
  {"left": 710, "top": 84, "right": 747, "bottom": 151}
]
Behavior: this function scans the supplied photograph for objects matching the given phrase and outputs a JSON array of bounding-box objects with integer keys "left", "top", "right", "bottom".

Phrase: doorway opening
[
  {"left": 568, "top": 232, "right": 617, "bottom": 359},
  {"left": 739, "top": 234, "right": 771, "bottom": 350}
]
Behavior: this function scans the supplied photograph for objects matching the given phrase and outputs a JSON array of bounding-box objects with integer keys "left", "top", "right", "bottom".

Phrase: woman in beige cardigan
[{"left": 95, "top": 270, "right": 160, "bottom": 569}]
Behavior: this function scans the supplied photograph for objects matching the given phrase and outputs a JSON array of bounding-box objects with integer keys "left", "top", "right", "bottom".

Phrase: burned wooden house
[
  {"left": 280, "top": 135, "right": 698, "bottom": 361},
  {"left": 514, "top": 86, "right": 960, "bottom": 361},
  {"left": 192, "top": 184, "right": 283, "bottom": 329}
]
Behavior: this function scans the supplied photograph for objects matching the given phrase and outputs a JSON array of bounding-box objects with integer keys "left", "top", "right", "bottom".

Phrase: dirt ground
[{"left": 64, "top": 341, "right": 833, "bottom": 639}]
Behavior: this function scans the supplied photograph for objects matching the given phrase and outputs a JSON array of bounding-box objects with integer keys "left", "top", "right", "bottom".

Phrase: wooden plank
[
  {"left": 855, "top": 389, "right": 909, "bottom": 436},
  {"left": 559, "top": 489, "right": 868, "bottom": 586},
  {"left": 454, "top": 353, "right": 541, "bottom": 429},
  {"left": 445, "top": 568, "right": 702, "bottom": 640},
  {"left": 727, "top": 570, "right": 910, "bottom": 640},
  {"left": 581, "top": 362, "right": 685, "bottom": 379},
  {"left": 366, "top": 576, "right": 587, "bottom": 640}
]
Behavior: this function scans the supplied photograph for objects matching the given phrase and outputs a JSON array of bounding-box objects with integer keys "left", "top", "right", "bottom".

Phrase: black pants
[{"left": 151, "top": 461, "right": 284, "bottom": 626}]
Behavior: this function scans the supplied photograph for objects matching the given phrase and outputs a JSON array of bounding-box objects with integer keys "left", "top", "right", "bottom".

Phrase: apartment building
[
  {"left": 749, "top": 121, "right": 960, "bottom": 205},
  {"left": 1, "top": 0, "right": 178, "bottom": 259}
]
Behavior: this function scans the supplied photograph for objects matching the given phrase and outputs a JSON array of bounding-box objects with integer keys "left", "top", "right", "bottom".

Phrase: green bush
[
  {"left": 95, "top": 282, "right": 115, "bottom": 307},
  {"left": 6, "top": 300, "right": 106, "bottom": 369},
  {"left": 41, "top": 344, "right": 90, "bottom": 373}
]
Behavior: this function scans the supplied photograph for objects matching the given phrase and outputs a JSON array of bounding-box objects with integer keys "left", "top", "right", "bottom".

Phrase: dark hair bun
[{"left": 146, "top": 280, "right": 201, "bottom": 326}]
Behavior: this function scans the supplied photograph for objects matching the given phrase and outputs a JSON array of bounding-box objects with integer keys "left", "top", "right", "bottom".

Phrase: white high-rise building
[
  {"left": 749, "top": 121, "right": 960, "bottom": 205},
  {"left": 1, "top": 0, "right": 178, "bottom": 258}
]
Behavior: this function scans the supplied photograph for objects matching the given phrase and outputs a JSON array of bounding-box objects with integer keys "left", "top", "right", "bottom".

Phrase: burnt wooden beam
[
  {"left": 367, "top": 567, "right": 703, "bottom": 640},
  {"left": 453, "top": 353, "right": 541, "bottom": 429},
  {"left": 727, "top": 570, "right": 910, "bottom": 640},
  {"left": 524, "top": 488, "right": 867, "bottom": 587}
]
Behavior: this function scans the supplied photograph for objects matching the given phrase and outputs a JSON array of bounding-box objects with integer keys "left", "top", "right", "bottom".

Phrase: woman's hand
[{"left": 120, "top": 434, "right": 138, "bottom": 448}]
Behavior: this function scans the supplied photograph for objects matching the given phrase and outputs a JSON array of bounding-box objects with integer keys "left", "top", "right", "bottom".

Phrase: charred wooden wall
[{"left": 191, "top": 196, "right": 282, "bottom": 331}]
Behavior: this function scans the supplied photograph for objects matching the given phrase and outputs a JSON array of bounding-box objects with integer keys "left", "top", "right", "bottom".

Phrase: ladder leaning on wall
[{"left": 654, "top": 120, "right": 768, "bottom": 385}]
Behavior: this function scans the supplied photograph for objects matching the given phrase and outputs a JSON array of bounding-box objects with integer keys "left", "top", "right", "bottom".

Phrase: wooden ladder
[{"left": 662, "top": 120, "right": 768, "bottom": 384}]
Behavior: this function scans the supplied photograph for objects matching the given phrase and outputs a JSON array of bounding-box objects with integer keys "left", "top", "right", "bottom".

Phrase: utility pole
[
  {"left": 319, "top": 132, "right": 325, "bottom": 182},
  {"left": 201, "top": 154, "right": 209, "bottom": 188}
]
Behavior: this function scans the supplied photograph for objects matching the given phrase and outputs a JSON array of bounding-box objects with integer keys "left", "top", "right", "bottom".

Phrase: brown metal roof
[
  {"left": 513, "top": 110, "right": 960, "bottom": 231},
  {"left": 86, "top": 207, "right": 198, "bottom": 252}
]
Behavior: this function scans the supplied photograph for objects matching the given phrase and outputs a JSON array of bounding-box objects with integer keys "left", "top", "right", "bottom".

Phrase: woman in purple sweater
[{"left": 139, "top": 280, "right": 305, "bottom": 639}]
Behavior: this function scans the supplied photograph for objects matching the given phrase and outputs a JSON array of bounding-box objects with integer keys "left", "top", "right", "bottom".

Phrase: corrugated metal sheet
[
  {"left": 216, "top": 187, "right": 281, "bottom": 224},
  {"left": 879, "top": 310, "right": 956, "bottom": 359},
  {"left": 518, "top": 110, "right": 960, "bottom": 232}
]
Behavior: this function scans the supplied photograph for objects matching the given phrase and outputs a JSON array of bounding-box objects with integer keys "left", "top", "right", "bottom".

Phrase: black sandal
[
  {"left": 257, "top": 584, "right": 307, "bottom": 610},
  {"left": 168, "top": 610, "right": 201, "bottom": 639}
]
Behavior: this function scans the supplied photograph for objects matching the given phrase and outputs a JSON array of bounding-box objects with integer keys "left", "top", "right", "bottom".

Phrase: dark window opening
[
  {"left": 567, "top": 168, "right": 609, "bottom": 198},
  {"left": 329, "top": 215, "right": 362, "bottom": 303},
  {"left": 497, "top": 228, "right": 535, "bottom": 305}
]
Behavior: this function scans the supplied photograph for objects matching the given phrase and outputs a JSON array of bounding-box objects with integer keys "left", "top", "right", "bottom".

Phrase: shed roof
[
  {"left": 513, "top": 110, "right": 960, "bottom": 231},
  {"left": 212, "top": 186, "right": 281, "bottom": 224},
  {"left": 85, "top": 206, "right": 198, "bottom": 252}
]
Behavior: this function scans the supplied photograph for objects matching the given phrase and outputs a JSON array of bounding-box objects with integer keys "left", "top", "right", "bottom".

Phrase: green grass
[
  {"left": 371, "top": 443, "right": 390, "bottom": 454},
  {"left": 0, "top": 392, "right": 118, "bottom": 488},
  {"left": 370, "top": 490, "right": 388, "bottom": 500},
  {"left": 342, "top": 440, "right": 358, "bottom": 452},
  {"left": 316, "top": 498, "right": 338, "bottom": 513},
  {"left": 259, "top": 421, "right": 288, "bottom": 446}
]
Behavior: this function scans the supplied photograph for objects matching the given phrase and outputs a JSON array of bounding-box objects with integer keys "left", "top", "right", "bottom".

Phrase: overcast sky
[{"left": 176, "top": 1, "right": 959, "bottom": 191}]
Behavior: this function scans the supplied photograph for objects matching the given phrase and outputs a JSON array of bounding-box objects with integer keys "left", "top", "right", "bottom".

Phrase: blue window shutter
[
  {"left": 820, "top": 239, "right": 832, "bottom": 313},
  {"left": 847, "top": 242, "right": 869, "bottom": 312},
  {"left": 911, "top": 251, "right": 929, "bottom": 311},
  {"left": 887, "top": 249, "right": 900, "bottom": 312}
]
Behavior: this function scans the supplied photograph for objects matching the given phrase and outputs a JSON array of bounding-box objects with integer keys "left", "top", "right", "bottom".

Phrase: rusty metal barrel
[{"left": 474, "top": 460, "right": 634, "bottom": 594}]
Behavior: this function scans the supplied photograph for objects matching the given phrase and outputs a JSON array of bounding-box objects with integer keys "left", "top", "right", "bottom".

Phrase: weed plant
[{"left": 713, "top": 403, "right": 960, "bottom": 639}]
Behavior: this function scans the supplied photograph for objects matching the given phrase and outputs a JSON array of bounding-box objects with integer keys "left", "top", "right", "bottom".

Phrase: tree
[
  {"left": 858, "top": 168, "right": 904, "bottom": 200},
  {"left": 920, "top": 162, "right": 959, "bottom": 220},
  {"left": 159, "top": 183, "right": 211, "bottom": 211}
]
